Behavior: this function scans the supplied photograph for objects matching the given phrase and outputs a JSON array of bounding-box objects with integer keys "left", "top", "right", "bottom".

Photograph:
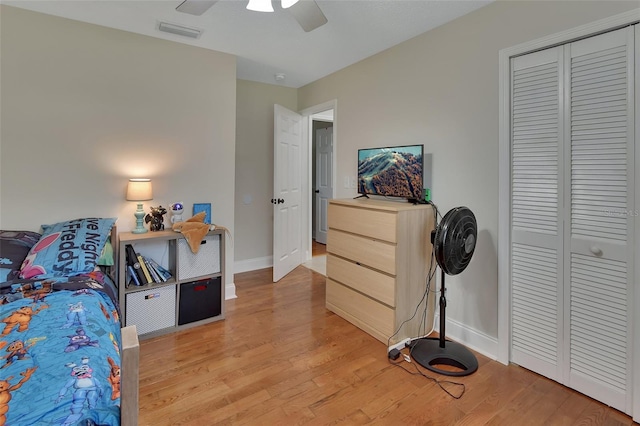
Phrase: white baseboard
[
  {"left": 234, "top": 256, "right": 273, "bottom": 273},
  {"left": 225, "top": 282, "right": 237, "bottom": 300},
  {"left": 434, "top": 314, "right": 498, "bottom": 360}
]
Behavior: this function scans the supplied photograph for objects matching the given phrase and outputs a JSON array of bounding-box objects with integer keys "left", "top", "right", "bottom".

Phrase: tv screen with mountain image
[{"left": 358, "top": 144, "right": 424, "bottom": 200}]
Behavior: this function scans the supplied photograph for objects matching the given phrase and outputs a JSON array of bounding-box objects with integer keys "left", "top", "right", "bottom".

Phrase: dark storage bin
[{"left": 178, "top": 277, "right": 222, "bottom": 325}]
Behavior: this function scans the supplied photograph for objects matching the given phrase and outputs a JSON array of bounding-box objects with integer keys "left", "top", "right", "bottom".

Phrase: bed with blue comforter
[{"left": 0, "top": 219, "right": 137, "bottom": 426}]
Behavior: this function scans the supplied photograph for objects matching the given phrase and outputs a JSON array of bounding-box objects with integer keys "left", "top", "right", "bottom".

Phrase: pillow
[
  {"left": 19, "top": 218, "right": 116, "bottom": 279},
  {"left": 97, "top": 240, "right": 114, "bottom": 266},
  {"left": 0, "top": 230, "right": 42, "bottom": 282}
]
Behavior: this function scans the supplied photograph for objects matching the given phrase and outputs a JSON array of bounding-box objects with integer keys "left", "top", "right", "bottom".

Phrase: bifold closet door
[
  {"left": 563, "top": 26, "right": 634, "bottom": 414},
  {"left": 510, "top": 25, "right": 635, "bottom": 415},
  {"left": 510, "top": 46, "right": 564, "bottom": 382}
]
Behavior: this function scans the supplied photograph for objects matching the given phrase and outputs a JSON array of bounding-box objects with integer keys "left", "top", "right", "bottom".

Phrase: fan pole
[{"left": 439, "top": 268, "right": 446, "bottom": 349}]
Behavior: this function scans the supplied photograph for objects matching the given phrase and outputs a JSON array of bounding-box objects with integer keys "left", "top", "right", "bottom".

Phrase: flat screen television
[{"left": 357, "top": 144, "right": 424, "bottom": 201}]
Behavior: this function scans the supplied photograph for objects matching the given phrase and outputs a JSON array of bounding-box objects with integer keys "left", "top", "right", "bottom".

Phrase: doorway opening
[{"left": 302, "top": 104, "right": 335, "bottom": 276}]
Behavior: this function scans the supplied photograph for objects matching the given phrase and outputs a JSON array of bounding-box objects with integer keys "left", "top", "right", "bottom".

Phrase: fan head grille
[{"left": 434, "top": 207, "right": 477, "bottom": 275}]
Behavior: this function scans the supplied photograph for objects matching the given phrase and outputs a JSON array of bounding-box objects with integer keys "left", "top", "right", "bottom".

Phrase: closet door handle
[{"left": 590, "top": 246, "right": 603, "bottom": 257}]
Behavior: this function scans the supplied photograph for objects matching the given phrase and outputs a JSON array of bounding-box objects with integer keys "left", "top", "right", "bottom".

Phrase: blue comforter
[{"left": 0, "top": 271, "right": 121, "bottom": 426}]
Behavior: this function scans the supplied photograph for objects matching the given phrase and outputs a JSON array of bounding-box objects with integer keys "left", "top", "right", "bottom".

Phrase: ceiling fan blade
[
  {"left": 288, "top": 0, "right": 328, "bottom": 32},
  {"left": 175, "top": 0, "right": 218, "bottom": 16}
]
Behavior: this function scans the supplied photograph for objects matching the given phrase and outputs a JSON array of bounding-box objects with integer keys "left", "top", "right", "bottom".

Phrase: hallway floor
[{"left": 303, "top": 240, "right": 326, "bottom": 275}]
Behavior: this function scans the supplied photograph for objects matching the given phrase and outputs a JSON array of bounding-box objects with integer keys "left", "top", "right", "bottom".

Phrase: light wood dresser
[{"left": 326, "top": 198, "right": 436, "bottom": 345}]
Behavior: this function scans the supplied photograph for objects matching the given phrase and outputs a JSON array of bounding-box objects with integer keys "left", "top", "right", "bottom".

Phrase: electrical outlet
[
  {"left": 344, "top": 176, "right": 350, "bottom": 189},
  {"left": 349, "top": 176, "right": 357, "bottom": 188}
]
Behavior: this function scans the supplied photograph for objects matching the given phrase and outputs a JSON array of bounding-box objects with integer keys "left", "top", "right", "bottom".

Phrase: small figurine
[
  {"left": 144, "top": 206, "right": 167, "bottom": 231},
  {"left": 170, "top": 202, "right": 184, "bottom": 224}
]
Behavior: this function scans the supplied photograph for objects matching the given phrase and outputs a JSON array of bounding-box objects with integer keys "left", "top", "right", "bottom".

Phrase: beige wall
[
  {"left": 235, "top": 80, "right": 297, "bottom": 264},
  {"left": 0, "top": 6, "right": 237, "bottom": 285},
  {"left": 298, "top": 1, "right": 639, "bottom": 342}
]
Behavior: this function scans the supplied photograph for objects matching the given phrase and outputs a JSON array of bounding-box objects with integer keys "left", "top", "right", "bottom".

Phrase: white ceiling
[{"left": 4, "top": 0, "right": 493, "bottom": 88}]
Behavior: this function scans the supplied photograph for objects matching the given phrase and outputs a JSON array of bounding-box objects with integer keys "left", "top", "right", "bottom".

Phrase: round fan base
[{"left": 410, "top": 337, "right": 478, "bottom": 377}]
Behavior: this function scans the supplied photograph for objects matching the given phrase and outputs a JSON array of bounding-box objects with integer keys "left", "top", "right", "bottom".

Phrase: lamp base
[{"left": 132, "top": 203, "right": 148, "bottom": 234}]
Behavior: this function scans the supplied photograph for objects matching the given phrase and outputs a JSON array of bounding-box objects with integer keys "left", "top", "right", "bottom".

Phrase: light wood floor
[
  {"left": 138, "top": 266, "right": 634, "bottom": 425},
  {"left": 312, "top": 239, "right": 326, "bottom": 257}
]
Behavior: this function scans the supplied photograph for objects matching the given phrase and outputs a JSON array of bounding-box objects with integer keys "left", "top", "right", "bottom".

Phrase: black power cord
[{"left": 388, "top": 349, "right": 466, "bottom": 399}]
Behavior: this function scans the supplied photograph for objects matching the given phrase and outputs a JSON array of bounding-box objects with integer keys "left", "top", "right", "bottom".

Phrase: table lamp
[{"left": 126, "top": 178, "right": 153, "bottom": 234}]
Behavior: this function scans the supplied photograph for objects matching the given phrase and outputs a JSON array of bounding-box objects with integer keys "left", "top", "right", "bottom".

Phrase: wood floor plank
[
  {"left": 137, "top": 266, "right": 634, "bottom": 425},
  {"left": 309, "top": 365, "right": 420, "bottom": 420},
  {"left": 544, "top": 390, "right": 595, "bottom": 426},
  {"left": 368, "top": 382, "right": 456, "bottom": 425},
  {"left": 519, "top": 377, "right": 572, "bottom": 424}
]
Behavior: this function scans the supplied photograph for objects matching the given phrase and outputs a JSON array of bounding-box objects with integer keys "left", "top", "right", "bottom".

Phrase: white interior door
[
  {"left": 510, "top": 45, "right": 564, "bottom": 381},
  {"left": 273, "top": 104, "right": 303, "bottom": 282},
  {"left": 315, "top": 127, "right": 333, "bottom": 245},
  {"left": 563, "top": 27, "right": 634, "bottom": 413}
]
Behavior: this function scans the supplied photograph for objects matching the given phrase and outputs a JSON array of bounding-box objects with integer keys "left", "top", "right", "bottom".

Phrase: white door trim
[
  {"left": 497, "top": 9, "right": 640, "bottom": 366},
  {"left": 633, "top": 21, "right": 640, "bottom": 424},
  {"left": 300, "top": 99, "right": 338, "bottom": 262}
]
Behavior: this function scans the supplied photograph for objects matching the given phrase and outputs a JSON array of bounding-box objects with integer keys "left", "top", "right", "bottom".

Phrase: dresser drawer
[
  {"left": 327, "top": 229, "right": 396, "bottom": 275},
  {"left": 327, "top": 254, "right": 395, "bottom": 307},
  {"left": 328, "top": 203, "right": 397, "bottom": 242},
  {"left": 326, "top": 279, "right": 394, "bottom": 339}
]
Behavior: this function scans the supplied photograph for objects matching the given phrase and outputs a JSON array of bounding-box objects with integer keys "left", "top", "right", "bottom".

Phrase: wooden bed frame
[
  {"left": 121, "top": 325, "right": 139, "bottom": 426},
  {"left": 109, "top": 227, "right": 139, "bottom": 426}
]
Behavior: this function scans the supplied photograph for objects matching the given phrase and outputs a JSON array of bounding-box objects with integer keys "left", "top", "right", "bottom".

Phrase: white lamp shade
[
  {"left": 126, "top": 179, "right": 153, "bottom": 201},
  {"left": 246, "top": 0, "right": 273, "bottom": 12},
  {"left": 281, "top": 0, "right": 299, "bottom": 8}
]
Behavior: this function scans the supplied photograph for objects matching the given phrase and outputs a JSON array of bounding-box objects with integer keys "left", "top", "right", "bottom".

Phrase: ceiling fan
[{"left": 175, "top": 0, "right": 328, "bottom": 32}]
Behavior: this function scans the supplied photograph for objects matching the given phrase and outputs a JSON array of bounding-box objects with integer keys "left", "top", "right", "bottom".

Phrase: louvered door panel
[
  {"left": 512, "top": 57, "right": 559, "bottom": 234},
  {"left": 570, "top": 254, "right": 627, "bottom": 393},
  {"left": 566, "top": 27, "right": 633, "bottom": 413},
  {"left": 511, "top": 243, "right": 558, "bottom": 375},
  {"left": 510, "top": 47, "right": 563, "bottom": 380},
  {"left": 571, "top": 41, "right": 628, "bottom": 241}
]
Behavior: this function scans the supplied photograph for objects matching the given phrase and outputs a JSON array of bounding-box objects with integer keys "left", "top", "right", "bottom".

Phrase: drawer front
[
  {"left": 327, "top": 229, "right": 396, "bottom": 275},
  {"left": 178, "top": 277, "right": 222, "bottom": 325},
  {"left": 328, "top": 204, "right": 397, "bottom": 242},
  {"left": 327, "top": 254, "right": 395, "bottom": 307},
  {"left": 125, "top": 284, "right": 176, "bottom": 335},
  {"left": 177, "top": 234, "right": 220, "bottom": 280},
  {"left": 326, "top": 279, "right": 394, "bottom": 339}
]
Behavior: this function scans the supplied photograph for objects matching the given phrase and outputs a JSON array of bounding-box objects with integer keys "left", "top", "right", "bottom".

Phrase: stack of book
[{"left": 125, "top": 244, "right": 173, "bottom": 286}]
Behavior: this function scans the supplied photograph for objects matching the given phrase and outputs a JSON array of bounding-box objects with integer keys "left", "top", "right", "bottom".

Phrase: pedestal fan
[{"left": 408, "top": 206, "right": 478, "bottom": 377}]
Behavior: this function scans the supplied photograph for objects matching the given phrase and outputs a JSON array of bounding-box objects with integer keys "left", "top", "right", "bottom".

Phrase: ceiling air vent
[{"left": 157, "top": 22, "right": 202, "bottom": 39}]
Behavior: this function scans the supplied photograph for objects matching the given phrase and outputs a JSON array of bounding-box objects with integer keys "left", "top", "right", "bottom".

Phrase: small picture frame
[{"left": 192, "top": 203, "right": 212, "bottom": 224}]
